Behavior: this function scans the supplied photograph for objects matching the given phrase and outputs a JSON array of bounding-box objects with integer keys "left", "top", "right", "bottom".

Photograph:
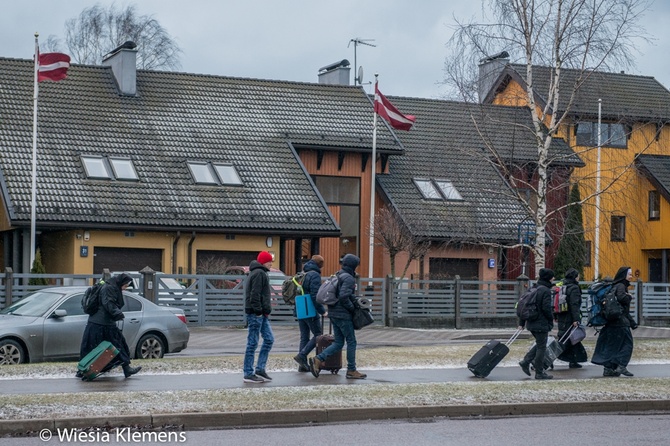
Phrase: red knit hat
[{"left": 257, "top": 251, "right": 273, "bottom": 264}]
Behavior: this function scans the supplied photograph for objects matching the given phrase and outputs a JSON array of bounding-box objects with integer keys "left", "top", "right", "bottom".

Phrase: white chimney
[
  {"left": 318, "top": 60, "right": 351, "bottom": 85},
  {"left": 102, "top": 41, "right": 138, "bottom": 96}
]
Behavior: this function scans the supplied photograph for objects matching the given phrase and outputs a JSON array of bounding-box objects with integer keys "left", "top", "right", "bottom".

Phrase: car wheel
[
  {"left": 0, "top": 339, "right": 26, "bottom": 365},
  {"left": 135, "top": 333, "right": 165, "bottom": 359}
]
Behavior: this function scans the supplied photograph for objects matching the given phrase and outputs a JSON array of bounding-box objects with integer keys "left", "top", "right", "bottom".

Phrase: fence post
[
  {"left": 5, "top": 267, "right": 13, "bottom": 308},
  {"left": 454, "top": 275, "right": 461, "bottom": 329},
  {"left": 636, "top": 278, "right": 643, "bottom": 326},
  {"left": 101, "top": 268, "right": 111, "bottom": 283},
  {"left": 516, "top": 273, "right": 529, "bottom": 305},
  {"left": 140, "top": 266, "right": 157, "bottom": 303},
  {"left": 385, "top": 275, "right": 393, "bottom": 327}
]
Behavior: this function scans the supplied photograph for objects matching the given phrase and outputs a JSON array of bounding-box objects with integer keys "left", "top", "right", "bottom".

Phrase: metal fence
[{"left": 1, "top": 270, "right": 668, "bottom": 328}]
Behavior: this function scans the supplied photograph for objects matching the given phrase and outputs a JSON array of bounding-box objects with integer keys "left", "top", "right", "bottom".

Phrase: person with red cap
[{"left": 243, "top": 251, "right": 275, "bottom": 383}]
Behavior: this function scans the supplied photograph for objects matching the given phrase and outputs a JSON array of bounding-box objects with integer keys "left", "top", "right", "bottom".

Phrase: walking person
[
  {"left": 556, "top": 268, "right": 588, "bottom": 368},
  {"left": 79, "top": 273, "right": 142, "bottom": 378},
  {"left": 518, "top": 268, "right": 555, "bottom": 380},
  {"left": 309, "top": 254, "right": 367, "bottom": 379},
  {"left": 592, "top": 266, "right": 638, "bottom": 377},
  {"left": 293, "top": 255, "right": 327, "bottom": 372},
  {"left": 243, "top": 251, "right": 275, "bottom": 383}
]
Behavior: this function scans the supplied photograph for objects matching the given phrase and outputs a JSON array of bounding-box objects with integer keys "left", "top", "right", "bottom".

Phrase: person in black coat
[
  {"left": 556, "top": 268, "right": 588, "bottom": 368},
  {"left": 592, "top": 266, "right": 637, "bottom": 377},
  {"left": 293, "top": 255, "right": 327, "bottom": 372},
  {"left": 309, "top": 254, "right": 367, "bottom": 379},
  {"left": 518, "top": 268, "right": 555, "bottom": 380},
  {"left": 79, "top": 273, "right": 141, "bottom": 378}
]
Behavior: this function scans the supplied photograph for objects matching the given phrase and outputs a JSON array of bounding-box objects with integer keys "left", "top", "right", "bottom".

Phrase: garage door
[{"left": 93, "top": 247, "right": 163, "bottom": 274}]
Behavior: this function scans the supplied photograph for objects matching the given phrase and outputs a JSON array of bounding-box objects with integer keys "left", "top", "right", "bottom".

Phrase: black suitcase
[
  {"left": 468, "top": 329, "right": 522, "bottom": 378},
  {"left": 315, "top": 316, "right": 342, "bottom": 374}
]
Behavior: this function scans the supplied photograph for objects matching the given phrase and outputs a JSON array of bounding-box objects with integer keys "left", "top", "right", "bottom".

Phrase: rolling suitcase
[
  {"left": 315, "top": 316, "right": 342, "bottom": 374},
  {"left": 77, "top": 341, "right": 120, "bottom": 381},
  {"left": 531, "top": 326, "right": 575, "bottom": 371},
  {"left": 467, "top": 329, "right": 522, "bottom": 378}
]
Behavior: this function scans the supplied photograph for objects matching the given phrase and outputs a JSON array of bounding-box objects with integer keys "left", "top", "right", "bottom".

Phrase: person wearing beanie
[
  {"left": 518, "top": 268, "right": 555, "bottom": 380},
  {"left": 243, "top": 251, "right": 275, "bottom": 383},
  {"left": 309, "top": 254, "right": 367, "bottom": 380},
  {"left": 78, "top": 273, "right": 141, "bottom": 379},
  {"left": 592, "top": 266, "right": 637, "bottom": 377},
  {"left": 555, "top": 268, "right": 588, "bottom": 369},
  {"left": 293, "top": 255, "right": 327, "bottom": 372}
]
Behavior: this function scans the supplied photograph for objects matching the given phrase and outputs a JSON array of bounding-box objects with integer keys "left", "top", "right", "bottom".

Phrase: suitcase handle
[
  {"left": 321, "top": 315, "right": 332, "bottom": 334},
  {"left": 557, "top": 324, "right": 577, "bottom": 344},
  {"left": 505, "top": 328, "right": 523, "bottom": 346}
]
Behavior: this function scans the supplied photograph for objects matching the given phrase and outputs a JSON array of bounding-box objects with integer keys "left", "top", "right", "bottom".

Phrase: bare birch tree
[
  {"left": 45, "top": 3, "right": 181, "bottom": 70},
  {"left": 444, "top": 0, "right": 651, "bottom": 271}
]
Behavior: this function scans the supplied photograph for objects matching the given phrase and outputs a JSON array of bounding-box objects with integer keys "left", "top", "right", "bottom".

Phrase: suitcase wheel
[{"left": 330, "top": 369, "right": 339, "bottom": 374}]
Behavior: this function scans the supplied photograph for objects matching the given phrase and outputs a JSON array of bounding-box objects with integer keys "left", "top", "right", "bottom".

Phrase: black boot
[{"left": 123, "top": 364, "right": 142, "bottom": 378}]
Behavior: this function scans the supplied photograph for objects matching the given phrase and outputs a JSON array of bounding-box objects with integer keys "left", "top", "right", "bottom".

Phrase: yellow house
[{"left": 481, "top": 60, "right": 670, "bottom": 282}]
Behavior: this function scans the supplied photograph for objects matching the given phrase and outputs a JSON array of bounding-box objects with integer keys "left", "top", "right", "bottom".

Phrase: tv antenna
[{"left": 348, "top": 38, "right": 376, "bottom": 85}]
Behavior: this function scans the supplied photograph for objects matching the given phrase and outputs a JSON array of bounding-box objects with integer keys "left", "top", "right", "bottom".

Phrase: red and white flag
[
  {"left": 38, "top": 52, "right": 70, "bottom": 82},
  {"left": 374, "top": 83, "right": 415, "bottom": 131}
]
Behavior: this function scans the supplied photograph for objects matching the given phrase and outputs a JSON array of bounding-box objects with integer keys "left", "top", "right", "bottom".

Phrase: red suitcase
[{"left": 315, "top": 316, "right": 342, "bottom": 374}]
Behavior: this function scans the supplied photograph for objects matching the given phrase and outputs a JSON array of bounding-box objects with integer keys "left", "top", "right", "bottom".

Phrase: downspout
[
  {"left": 187, "top": 231, "right": 196, "bottom": 274},
  {"left": 172, "top": 231, "right": 181, "bottom": 274}
]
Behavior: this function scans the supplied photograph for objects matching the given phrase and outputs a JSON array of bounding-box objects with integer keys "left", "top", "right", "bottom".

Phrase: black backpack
[
  {"left": 81, "top": 280, "right": 105, "bottom": 315},
  {"left": 516, "top": 286, "right": 540, "bottom": 321}
]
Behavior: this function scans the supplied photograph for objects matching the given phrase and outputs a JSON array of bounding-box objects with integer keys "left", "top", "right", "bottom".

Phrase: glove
[{"left": 630, "top": 323, "right": 638, "bottom": 330}]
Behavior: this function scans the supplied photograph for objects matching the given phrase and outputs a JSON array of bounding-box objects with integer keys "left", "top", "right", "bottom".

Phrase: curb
[{"left": 3, "top": 400, "right": 670, "bottom": 436}]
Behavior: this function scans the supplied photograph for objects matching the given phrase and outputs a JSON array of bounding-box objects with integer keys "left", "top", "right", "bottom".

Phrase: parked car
[
  {"left": 115, "top": 271, "right": 196, "bottom": 300},
  {"left": 0, "top": 286, "right": 190, "bottom": 365}
]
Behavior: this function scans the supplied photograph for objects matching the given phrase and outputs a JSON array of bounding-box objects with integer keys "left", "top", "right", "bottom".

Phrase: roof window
[
  {"left": 81, "top": 155, "right": 138, "bottom": 181},
  {"left": 187, "top": 161, "right": 243, "bottom": 186},
  {"left": 414, "top": 178, "right": 463, "bottom": 201}
]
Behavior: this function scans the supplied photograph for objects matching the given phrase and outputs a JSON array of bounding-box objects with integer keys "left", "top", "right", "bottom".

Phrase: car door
[
  {"left": 119, "top": 294, "right": 143, "bottom": 349},
  {"left": 42, "top": 293, "right": 88, "bottom": 360}
]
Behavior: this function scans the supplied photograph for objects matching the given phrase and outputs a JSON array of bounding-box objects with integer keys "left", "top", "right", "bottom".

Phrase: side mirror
[{"left": 52, "top": 309, "right": 67, "bottom": 318}]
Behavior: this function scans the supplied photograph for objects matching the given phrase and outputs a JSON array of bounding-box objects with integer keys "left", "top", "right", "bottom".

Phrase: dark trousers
[
  {"left": 523, "top": 330, "right": 549, "bottom": 373},
  {"left": 297, "top": 315, "right": 322, "bottom": 358}
]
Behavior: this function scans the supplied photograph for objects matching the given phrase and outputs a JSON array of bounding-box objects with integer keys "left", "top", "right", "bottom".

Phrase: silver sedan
[{"left": 0, "top": 286, "right": 190, "bottom": 365}]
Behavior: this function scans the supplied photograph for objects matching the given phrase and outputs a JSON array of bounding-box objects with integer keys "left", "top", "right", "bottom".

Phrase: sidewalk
[{"left": 1, "top": 325, "right": 669, "bottom": 435}]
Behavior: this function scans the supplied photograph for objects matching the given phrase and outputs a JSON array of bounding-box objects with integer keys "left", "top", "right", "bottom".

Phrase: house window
[
  {"left": 584, "top": 241, "right": 592, "bottom": 266},
  {"left": 109, "top": 157, "right": 138, "bottom": 181},
  {"left": 313, "top": 176, "right": 360, "bottom": 259},
  {"left": 81, "top": 156, "right": 111, "bottom": 179},
  {"left": 82, "top": 155, "right": 139, "bottom": 180},
  {"left": 611, "top": 216, "right": 626, "bottom": 241},
  {"left": 649, "top": 190, "right": 660, "bottom": 220},
  {"left": 575, "top": 121, "right": 627, "bottom": 148},
  {"left": 414, "top": 178, "right": 464, "bottom": 201},
  {"left": 187, "top": 162, "right": 243, "bottom": 186}
]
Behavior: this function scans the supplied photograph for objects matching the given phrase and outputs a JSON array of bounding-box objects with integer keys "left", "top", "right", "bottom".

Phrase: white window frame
[
  {"left": 81, "top": 155, "right": 112, "bottom": 179},
  {"left": 109, "top": 157, "right": 139, "bottom": 181}
]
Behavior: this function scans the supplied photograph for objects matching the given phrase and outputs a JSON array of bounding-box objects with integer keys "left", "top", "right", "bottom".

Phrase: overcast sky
[{"left": 2, "top": 0, "right": 670, "bottom": 99}]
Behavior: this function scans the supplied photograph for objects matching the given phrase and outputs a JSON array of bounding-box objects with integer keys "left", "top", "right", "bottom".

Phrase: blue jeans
[
  {"left": 243, "top": 314, "right": 274, "bottom": 376},
  {"left": 298, "top": 316, "right": 322, "bottom": 358},
  {"left": 316, "top": 316, "right": 357, "bottom": 372}
]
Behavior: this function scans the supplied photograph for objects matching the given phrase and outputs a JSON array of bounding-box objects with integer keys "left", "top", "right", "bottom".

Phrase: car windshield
[{"left": 0, "top": 291, "right": 65, "bottom": 317}]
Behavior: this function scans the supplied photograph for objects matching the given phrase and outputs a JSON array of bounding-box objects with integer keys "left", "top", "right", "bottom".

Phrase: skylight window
[
  {"left": 81, "top": 155, "right": 139, "bottom": 181},
  {"left": 414, "top": 178, "right": 464, "bottom": 201},
  {"left": 187, "top": 161, "right": 243, "bottom": 186}
]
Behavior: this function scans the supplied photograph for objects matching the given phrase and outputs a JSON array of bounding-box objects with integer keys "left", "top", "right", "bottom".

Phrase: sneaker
[
  {"left": 519, "top": 361, "right": 531, "bottom": 377},
  {"left": 294, "top": 354, "right": 309, "bottom": 370},
  {"left": 535, "top": 371, "right": 553, "bottom": 380},
  {"left": 243, "top": 374, "right": 265, "bottom": 383},
  {"left": 603, "top": 367, "right": 620, "bottom": 377},
  {"left": 615, "top": 365, "right": 634, "bottom": 377},
  {"left": 569, "top": 362, "right": 583, "bottom": 369},
  {"left": 309, "top": 357, "right": 322, "bottom": 378},
  {"left": 255, "top": 370, "right": 272, "bottom": 381},
  {"left": 346, "top": 370, "right": 367, "bottom": 379}
]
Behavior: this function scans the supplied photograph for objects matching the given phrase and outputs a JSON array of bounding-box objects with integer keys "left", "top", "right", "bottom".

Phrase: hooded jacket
[
  {"left": 326, "top": 254, "right": 360, "bottom": 320},
  {"left": 302, "top": 259, "right": 326, "bottom": 316},
  {"left": 557, "top": 272, "right": 582, "bottom": 333},
  {"left": 88, "top": 274, "right": 131, "bottom": 326},
  {"left": 521, "top": 278, "right": 554, "bottom": 332},
  {"left": 245, "top": 260, "right": 272, "bottom": 316}
]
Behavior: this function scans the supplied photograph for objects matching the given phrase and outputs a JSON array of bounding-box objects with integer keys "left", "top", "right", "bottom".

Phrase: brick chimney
[
  {"left": 102, "top": 41, "right": 138, "bottom": 96},
  {"left": 318, "top": 59, "right": 351, "bottom": 85}
]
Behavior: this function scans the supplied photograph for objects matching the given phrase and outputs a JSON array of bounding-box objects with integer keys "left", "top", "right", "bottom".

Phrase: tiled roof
[
  {"left": 501, "top": 64, "right": 670, "bottom": 121},
  {"left": 635, "top": 154, "right": 670, "bottom": 203},
  {"left": 0, "top": 57, "right": 402, "bottom": 235},
  {"left": 376, "top": 98, "right": 574, "bottom": 242}
]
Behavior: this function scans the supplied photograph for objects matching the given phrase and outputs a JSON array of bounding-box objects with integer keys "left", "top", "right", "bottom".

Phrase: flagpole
[
  {"left": 30, "top": 33, "right": 39, "bottom": 268},
  {"left": 368, "top": 74, "right": 379, "bottom": 281}
]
